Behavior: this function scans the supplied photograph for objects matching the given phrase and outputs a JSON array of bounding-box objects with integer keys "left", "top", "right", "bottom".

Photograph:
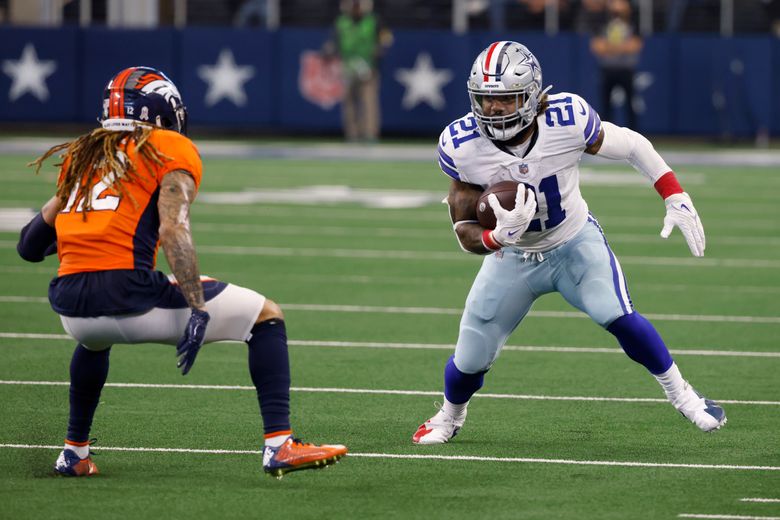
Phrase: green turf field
[{"left": 0, "top": 145, "right": 778, "bottom": 520}]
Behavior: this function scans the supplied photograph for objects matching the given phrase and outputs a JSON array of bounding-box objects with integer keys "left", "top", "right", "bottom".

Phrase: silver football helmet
[{"left": 467, "top": 41, "right": 551, "bottom": 141}]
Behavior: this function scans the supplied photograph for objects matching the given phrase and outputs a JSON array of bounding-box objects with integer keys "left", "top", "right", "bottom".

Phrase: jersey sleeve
[
  {"left": 148, "top": 130, "right": 203, "bottom": 189},
  {"left": 437, "top": 128, "right": 462, "bottom": 182},
  {"left": 436, "top": 119, "right": 477, "bottom": 184},
  {"left": 569, "top": 93, "right": 602, "bottom": 148}
]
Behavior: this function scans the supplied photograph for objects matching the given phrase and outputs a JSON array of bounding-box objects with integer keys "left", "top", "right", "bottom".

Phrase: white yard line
[
  {"left": 185, "top": 223, "right": 780, "bottom": 247},
  {"left": 0, "top": 380, "right": 777, "bottom": 406},
  {"left": 1, "top": 297, "right": 778, "bottom": 324},
  {"left": 279, "top": 304, "right": 780, "bottom": 325},
  {"left": 194, "top": 245, "right": 780, "bottom": 269},
  {"left": 740, "top": 499, "right": 780, "bottom": 504},
  {"left": 2, "top": 239, "right": 780, "bottom": 268},
  {"left": 2, "top": 267, "right": 779, "bottom": 296},
  {"left": 0, "top": 443, "right": 778, "bottom": 472},
  {"left": 1, "top": 332, "right": 778, "bottom": 359},
  {"left": 679, "top": 515, "right": 780, "bottom": 520}
]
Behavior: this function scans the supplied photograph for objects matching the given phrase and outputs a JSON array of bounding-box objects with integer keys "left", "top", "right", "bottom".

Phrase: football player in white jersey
[{"left": 413, "top": 41, "right": 725, "bottom": 445}]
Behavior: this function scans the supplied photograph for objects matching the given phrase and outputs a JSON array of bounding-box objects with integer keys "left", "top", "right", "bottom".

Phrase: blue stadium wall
[{"left": 0, "top": 26, "right": 777, "bottom": 136}]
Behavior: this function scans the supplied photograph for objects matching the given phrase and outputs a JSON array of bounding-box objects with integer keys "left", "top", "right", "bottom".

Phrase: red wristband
[
  {"left": 481, "top": 229, "right": 502, "bottom": 251},
  {"left": 654, "top": 171, "right": 684, "bottom": 199}
]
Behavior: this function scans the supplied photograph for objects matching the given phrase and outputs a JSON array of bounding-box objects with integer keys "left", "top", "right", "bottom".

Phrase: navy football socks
[
  {"left": 67, "top": 344, "right": 110, "bottom": 443},
  {"left": 607, "top": 312, "right": 673, "bottom": 375},
  {"left": 247, "top": 319, "right": 291, "bottom": 435},
  {"left": 443, "top": 355, "right": 485, "bottom": 405}
]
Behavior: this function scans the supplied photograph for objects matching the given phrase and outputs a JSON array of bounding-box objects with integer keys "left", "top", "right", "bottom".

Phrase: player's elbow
[
  {"left": 17, "top": 212, "right": 57, "bottom": 263},
  {"left": 17, "top": 244, "right": 45, "bottom": 263}
]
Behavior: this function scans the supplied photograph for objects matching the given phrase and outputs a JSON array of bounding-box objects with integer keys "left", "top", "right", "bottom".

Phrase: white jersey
[{"left": 437, "top": 92, "right": 602, "bottom": 253}]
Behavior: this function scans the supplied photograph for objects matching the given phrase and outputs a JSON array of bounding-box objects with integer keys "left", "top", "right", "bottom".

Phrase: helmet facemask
[{"left": 468, "top": 85, "right": 540, "bottom": 141}]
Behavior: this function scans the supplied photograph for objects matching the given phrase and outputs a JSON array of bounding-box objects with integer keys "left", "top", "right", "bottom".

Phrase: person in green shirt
[{"left": 326, "top": 0, "right": 392, "bottom": 142}]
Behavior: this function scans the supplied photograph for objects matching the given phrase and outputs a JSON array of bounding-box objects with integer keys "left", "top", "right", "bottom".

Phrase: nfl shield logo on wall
[{"left": 299, "top": 50, "right": 344, "bottom": 110}]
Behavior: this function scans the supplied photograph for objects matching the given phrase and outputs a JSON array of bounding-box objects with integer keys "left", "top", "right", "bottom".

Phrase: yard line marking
[
  {"left": 1, "top": 333, "right": 778, "bottom": 359},
  {"left": 190, "top": 223, "right": 780, "bottom": 247},
  {"left": 0, "top": 296, "right": 48, "bottom": 303},
  {"left": 679, "top": 515, "right": 780, "bottom": 519},
  {"left": 1, "top": 443, "right": 778, "bottom": 472},
  {"left": 1, "top": 380, "right": 777, "bottom": 406},
  {"left": 3, "top": 268, "right": 779, "bottom": 295},
  {"left": 196, "top": 245, "right": 780, "bottom": 269},
  {"left": 740, "top": 499, "right": 780, "bottom": 503},
  {"left": 288, "top": 340, "right": 780, "bottom": 359},
  {"left": 0, "top": 332, "right": 69, "bottom": 339},
  {"left": 280, "top": 304, "right": 780, "bottom": 325},
  {"left": 1, "top": 240, "right": 779, "bottom": 268},
  {"left": 2, "top": 298, "right": 778, "bottom": 324}
]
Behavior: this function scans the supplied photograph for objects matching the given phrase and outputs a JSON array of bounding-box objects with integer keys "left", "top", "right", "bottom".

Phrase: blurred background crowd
[
  {"left": 1, "top": 0, "right": 778, "bottom": 35},
  {"left": 1, "top": 0, "right": 778, "bottom": 142}
]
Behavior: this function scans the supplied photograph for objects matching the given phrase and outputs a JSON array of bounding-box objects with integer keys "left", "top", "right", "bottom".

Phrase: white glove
[
  {"left": 660, "top": 192, "right": 705, "bottom": 257},
  {"left": 487, "top": 185, "right": 537, "bottom": 246}
]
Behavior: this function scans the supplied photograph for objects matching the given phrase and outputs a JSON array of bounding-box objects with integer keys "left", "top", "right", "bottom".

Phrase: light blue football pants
[{"left": 454, "top": 216, "right": 634, "bottom": 374}]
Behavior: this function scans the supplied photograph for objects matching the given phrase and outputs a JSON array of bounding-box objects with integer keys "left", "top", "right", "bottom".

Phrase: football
[{"left": 476, "top": 180, "right": 522, "bottom": 229}]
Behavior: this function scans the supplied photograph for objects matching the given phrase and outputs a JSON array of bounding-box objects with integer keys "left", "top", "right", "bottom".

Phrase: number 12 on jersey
[{"left": 525, "top": 175, "right": 566, "bottom": 232}]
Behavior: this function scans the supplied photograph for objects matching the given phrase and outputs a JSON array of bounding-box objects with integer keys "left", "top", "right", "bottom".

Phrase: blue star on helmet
[{"left": 528, "top": 59, "right": 539, "bottom": 76}]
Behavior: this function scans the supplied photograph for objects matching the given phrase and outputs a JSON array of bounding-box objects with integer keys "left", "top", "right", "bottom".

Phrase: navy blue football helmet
[{"left": 99, "top": 66, "right": 188, "bottom": 135}]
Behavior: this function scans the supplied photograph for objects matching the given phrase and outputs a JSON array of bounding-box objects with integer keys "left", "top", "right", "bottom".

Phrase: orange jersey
[{"left": 55, "top": 129, "right": 202, "bottom": 276}]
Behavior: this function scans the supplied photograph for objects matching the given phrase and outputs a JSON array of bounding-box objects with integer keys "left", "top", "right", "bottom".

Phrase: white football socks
[
  {"left": 64, "top": 442, "right": 90, "bottom": 459},
  {"left": 264, "top": 433, "right": 291, "bottom": 448},
  {"left": 653, "top": 362, "right": 687, "bottom": 404},
  {"left": 442, "top": 397, "right": 468, "bottom": 419}
]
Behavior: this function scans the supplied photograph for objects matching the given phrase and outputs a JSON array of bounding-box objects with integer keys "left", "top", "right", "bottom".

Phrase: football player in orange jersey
[{"left": 17, "top": 66, "right": 347, "bottom": 478}]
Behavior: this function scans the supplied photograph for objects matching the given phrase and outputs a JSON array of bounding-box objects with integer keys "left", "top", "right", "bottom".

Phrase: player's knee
[
  {"left": 454, "top": 325, "right": 496, "bottom": 373},
  {"left": 256, "top": 298, "right": 284, "bottom": 324},
  {"left": 581, "top": 281, "right": 625, "bottom": 328},
  {"left": 81, "top": 342, "right": 112, "bottom": 352}
]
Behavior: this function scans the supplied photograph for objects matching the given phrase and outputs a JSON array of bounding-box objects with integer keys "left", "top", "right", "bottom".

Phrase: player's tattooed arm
[
  {"left": 447, "top": 179, "right": 492, "bottom": 255},
  {"left": 158, "top": 170, "right": 206, "bottom": 311}
]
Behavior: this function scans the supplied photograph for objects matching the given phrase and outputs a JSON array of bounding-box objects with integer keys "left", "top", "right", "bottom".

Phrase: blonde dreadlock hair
[{"left": 30, "top": 124, "right": 171, "bottom": 219}]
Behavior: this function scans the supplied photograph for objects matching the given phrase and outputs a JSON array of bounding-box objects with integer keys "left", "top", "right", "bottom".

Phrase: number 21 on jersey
[{"left": 525, "top": 175, "right": 566, "bottom": 232}]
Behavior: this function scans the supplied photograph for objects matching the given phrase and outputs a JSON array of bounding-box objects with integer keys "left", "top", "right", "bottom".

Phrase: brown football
[{"left": 476, "top": 180, "right": 522, "bottom": 229}]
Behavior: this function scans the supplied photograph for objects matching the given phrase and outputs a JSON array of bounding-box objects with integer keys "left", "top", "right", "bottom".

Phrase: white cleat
[
  {"left": 412, "top": 408, "right": 466, "bottom": 445},
  {"left": 672, "top": 382, "right": 727, "bottom": 432}
]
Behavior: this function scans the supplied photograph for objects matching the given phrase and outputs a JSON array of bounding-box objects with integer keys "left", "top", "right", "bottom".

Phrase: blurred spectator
[
  {"left": 590, "top": 0, "right": 642, "bottom": 129},
  {"left": 764, "top": 0, "right": 780, "bottom": 36},
  {"left": 488, "top": 0, "right": 572, "bottom": 32},
  {"left": 573, "top": 0, "right": 607, "bottom": 34},
  {"left": 234, "top": 0, "right": 268, "bottom": 27},
  {"left": 324, "top": 0, "right": 393, "bottom": 142}
]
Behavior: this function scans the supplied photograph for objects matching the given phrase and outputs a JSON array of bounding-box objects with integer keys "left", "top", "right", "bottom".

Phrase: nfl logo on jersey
[{"left": 518, "top": 163, "right": 529, "bottom": 175}]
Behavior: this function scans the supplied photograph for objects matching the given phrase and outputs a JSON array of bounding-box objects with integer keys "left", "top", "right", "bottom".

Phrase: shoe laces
[{"left": 288, "top": 437, "right": 312, "bottom": 448}]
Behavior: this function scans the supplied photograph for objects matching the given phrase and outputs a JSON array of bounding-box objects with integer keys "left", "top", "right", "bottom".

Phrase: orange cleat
[
  {"left": 262, "top": 437, "right": 347, "bottom": 478},
  {"left": 54, "top": 448, "right": 99, "bottom": 477}
]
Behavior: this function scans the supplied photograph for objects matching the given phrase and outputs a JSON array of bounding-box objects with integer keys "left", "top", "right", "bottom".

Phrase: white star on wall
[
  {"left": 197, "top": 49, "right": 255, "bottom": 107},
  {"left": 2, "top": 43, "right": 57, "bottom": 102},
  {"left": 394, "top": 53, "right": 453, "bottom": 110}
]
